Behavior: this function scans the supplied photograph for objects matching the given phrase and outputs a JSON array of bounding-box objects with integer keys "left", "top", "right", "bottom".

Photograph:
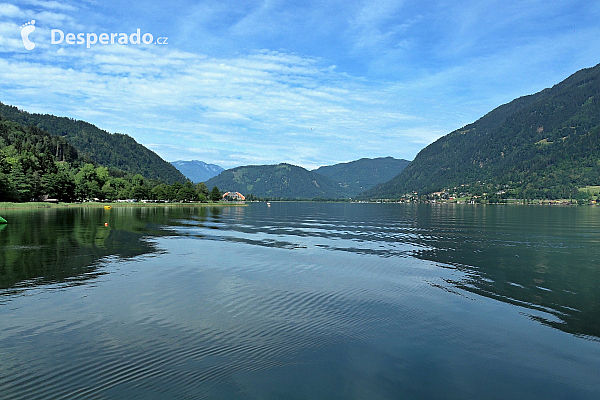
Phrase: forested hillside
[
  {"left": 364, "top": 63, "right": 600, "bottom": 200},
  {"left": 0, "top": 117, "right": 81, "bottom": 201},
  {"left": 206, "top": 163, "right": 351, "bottom": 199},
  {"left": 0, "top": 103, "right": 186, "bottom": 184},
  {"left": 0, "top": 117, "right": 213, "bottom": 203},
  {"left": 313, "top": 157, "right": 410, "bottom": 196}
]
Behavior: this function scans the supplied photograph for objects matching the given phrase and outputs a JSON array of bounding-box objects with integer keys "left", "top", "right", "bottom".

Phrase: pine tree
[{"left": 210, "top": 186, "right": 221, "bottom": 202}]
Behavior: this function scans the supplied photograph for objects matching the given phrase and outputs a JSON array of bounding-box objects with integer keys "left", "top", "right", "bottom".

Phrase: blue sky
[{"left": 1, "top": 0, "right": 599, "bottom": 169}]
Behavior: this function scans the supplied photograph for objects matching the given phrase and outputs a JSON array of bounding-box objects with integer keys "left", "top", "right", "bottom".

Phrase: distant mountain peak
[
  {"left": 170, "top": 160, "right": 224, "bottom": 183},
  {"left": 313, "top": 157, "right": 410, "bottom": 195}
]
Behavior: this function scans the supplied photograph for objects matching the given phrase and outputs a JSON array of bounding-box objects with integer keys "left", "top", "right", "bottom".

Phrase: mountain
[
  {"left": 313, "top": 157, "right": 410, "bottom": 196},
  {"left": 0, "top": 102, "right": 186, "bottom": 184},
  {"left": 171, "top": 160, "right": 224, "bottom": 183},
  {"left": 364, "top": 63, "right": 600, "bottom": 200},
  {"left": 205, "top": 163, "right": 352, "bottom": 199}
]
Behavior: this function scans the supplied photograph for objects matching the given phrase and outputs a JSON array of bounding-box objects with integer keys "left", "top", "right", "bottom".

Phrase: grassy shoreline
[{"left": 0, "top": 201, "right": 246, "bottom": 210}]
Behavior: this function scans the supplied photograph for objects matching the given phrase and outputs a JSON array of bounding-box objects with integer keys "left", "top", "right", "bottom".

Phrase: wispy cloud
[
  {"left": 0, "top": 3, "right": 24, "bottom": 17},
  {"left": 347, "top": 0, "right": 407, "bottom": 50},
  {"left": 0, "top": 36, "right": 427, "bottom": 168},
  {"left": 1, "top": 0, "right": 600, "bottom": 169},
  {"left": 21, "top": 0, "right": 78, "bottom": 12}
]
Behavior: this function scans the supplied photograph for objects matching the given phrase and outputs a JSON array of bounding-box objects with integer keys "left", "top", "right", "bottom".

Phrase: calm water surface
[{"left": 1, "top": 203, "right": 599, "bottom": 399}]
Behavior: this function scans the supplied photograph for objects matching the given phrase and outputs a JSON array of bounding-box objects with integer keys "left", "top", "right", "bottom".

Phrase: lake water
[{"left": 1, "top": 203, "right": 599, "bottom": 399}]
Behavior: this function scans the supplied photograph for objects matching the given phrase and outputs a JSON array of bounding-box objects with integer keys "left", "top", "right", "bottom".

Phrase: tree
[
  {"left": 9, "top": 164, "right": 33, "bottom": 201},
  {"left": 210, "top": 186, "right": 221, "bottom": 202},
  {"left": 177, "top": 182, "right": 197, "bottom": 202},
  {"left": 130, "top": 185, "right": 150, "bottom": 201},
  {"left": 0, "top": 172, "right": 16, "bottom": 201},
  {"left": 95, "top": 166, "right": 109, "bottom": 187},
  {"left": 195, "top": 182, "right": 209, "bottom": 199},
  {"left": 129, "top": 173, "right": 151, "bottom": 201},
  {"left": 166, "top": 182, "right": 183, "bottom": 201},
  {"left": 101, "top": 182, "right": 117, "bottom": 201},
  {"left": 109, "top": 177, "right": 130, "bottom": 200},
  {"left": 131, "top": 174, "right": 145, "bottom": 187},
  {"left": 43, "top": 170, "right": 76, "bottom": 202},
  {"left": 152, "top": 183, "right": 169, "bottom": 201},
  {"left": 75, "top": 163, "right": 103, "bottom": 200}
]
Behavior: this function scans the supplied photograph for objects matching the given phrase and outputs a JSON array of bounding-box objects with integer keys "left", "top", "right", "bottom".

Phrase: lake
[{"left": 1, "top": 203, "right": 599, "bottom": 399}]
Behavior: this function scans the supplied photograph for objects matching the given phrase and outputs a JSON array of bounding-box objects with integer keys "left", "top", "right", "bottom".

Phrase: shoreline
[
  {"left": 0, "top": 200, "right": 596, "bottom": 210},
  {"left": 0, "top": 201, "right": 246, "bottom": 210}
]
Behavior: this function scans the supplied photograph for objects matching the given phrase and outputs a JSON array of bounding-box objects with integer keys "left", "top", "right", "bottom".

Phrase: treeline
[
  {"left": 0, "top": 117, "right": 221, "bottom": 203},
  {"left": 40, "top": 163, "right": 222, "bottom": 203}
]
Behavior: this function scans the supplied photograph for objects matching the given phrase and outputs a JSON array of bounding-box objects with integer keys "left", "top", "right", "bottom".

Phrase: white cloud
[
  {"left": 0, "top": 3, "right": 78, "bottom": 37},
  {"left": 0, "top": 3, "right": 23, "bottom": 17},
  {"left": 347, "top": 0, "right": 408, "bottom": 50},
  {"left": 0, "top": 41, "right": 430, "bottom": 168},
  {"left": 22, "top": 0, "right": 78, "bottom": 12}
]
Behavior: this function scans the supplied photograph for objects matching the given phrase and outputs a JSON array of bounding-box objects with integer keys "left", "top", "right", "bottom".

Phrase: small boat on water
[
  {"left": 0, "top": 216, "right": 7, "bottom": 224},
  {"left": 266, "top": 202, "right": 271, "bottom": 207},
  {"left": 104, "top": 205, "right": 112, "bottom": 210}
]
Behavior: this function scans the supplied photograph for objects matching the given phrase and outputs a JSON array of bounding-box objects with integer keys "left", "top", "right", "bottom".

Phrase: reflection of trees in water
[
  {"left": 409, "top": 205, "right": 600, "bottom": 340},
  {"left": 0, "top": 206, "right": 214, "bottom": 294},
  {"left": 3, "top": 203, "right": 598, "bottom": 341}
]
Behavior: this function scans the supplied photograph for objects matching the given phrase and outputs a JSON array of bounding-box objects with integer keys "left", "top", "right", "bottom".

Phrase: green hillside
[
  {"left": 0, "top": 117, "right": 211, "bottom": 203},
  {"left": 0, "top": 103, "right": 186, "bottom": 184},
  {"left": 364, "top": 63, "right": 600, "bottom": 200},
  {"left": 0, "top": 117, "right": 82, "bottom": 201},
  {"left": 205, "top": 163, "right": 352, "bottom": 199},
  {"left": 313, "top": 157, "right": 410, "bottom": 196}
]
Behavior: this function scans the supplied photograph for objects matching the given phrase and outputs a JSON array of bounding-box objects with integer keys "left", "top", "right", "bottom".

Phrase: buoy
[
  {"left": 104, "top": 205, "right": 111, "bottom": 210},
  {"left": 0, "top": 216, "right": 7, "bottom": 224}
]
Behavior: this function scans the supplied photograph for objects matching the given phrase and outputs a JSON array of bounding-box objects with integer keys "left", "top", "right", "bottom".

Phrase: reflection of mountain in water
[
  {"left": 0, "top": 206, "right": 215, "bottom": 296},
  {"left": 407, "top": 205, "right": 600, "bottom": 340},
  {"left": 176, "top": 203, "right": 600, "bottom": 340},
  {"left": 4, "top": 203, "right": 598, "bottom": 341}
]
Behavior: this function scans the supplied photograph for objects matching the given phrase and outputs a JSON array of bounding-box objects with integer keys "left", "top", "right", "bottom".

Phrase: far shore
[
  {"left": 1, "top": 200, "right": 596, "bottom": 210},
  {"left": 0, "top": 201, "right": 246, "bottom": 210}
]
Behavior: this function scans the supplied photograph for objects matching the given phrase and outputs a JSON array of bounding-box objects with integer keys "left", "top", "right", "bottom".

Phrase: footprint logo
[{"left": 21, "top": 20, "right": 36, "bottom": 51}]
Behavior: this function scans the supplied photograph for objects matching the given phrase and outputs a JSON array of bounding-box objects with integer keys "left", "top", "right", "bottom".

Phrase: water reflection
[
  {"left": 409, "top": 205, "right": 600, "bottom": 339},
  {"left": 168, "top": 203, "right": 600, "bottom": 339},
  {"left": 1, "top": 203, "right": 599, "bottom": 341},
  {"left": 0, "top": 206, "right": 214, "bottom": 297},
  {"left": 1, "top": 203, "right": 599, "bottom": 399}
]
